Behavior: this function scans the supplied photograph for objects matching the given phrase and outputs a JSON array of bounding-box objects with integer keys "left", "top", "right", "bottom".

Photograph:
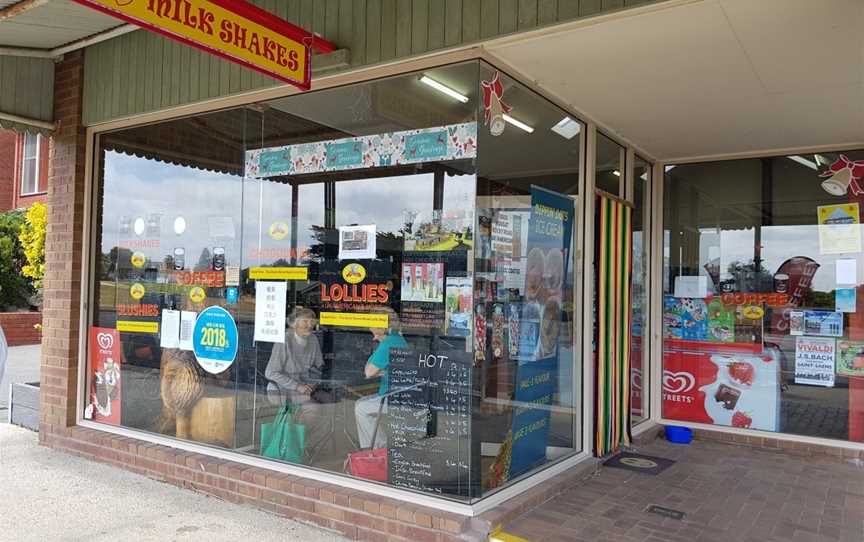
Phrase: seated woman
[
  {"left": 354, "top": 307, "right": 407, "bottom": 449},
  {"left": 265, "top": 307, "right": 326, "bottom": 457}
]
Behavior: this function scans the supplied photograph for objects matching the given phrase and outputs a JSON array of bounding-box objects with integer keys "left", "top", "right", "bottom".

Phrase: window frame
[{"left": 19, "top": 133, "right": 43, "bottom": 196}]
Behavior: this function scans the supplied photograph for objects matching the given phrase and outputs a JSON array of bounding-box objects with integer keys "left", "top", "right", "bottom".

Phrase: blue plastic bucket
[{"left": 664, "top": 425, "right": 693, "bottom": 444}]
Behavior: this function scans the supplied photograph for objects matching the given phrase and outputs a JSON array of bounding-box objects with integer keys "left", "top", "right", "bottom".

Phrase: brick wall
[
  {"left": 0, "top": 311, "right": 41, "bottom": 345},
  {"left": 0, "top": 130, "right": 15, "bottom": 211},
  {"left": 39, "top": 50, "right": 86, "bottom": 434}
]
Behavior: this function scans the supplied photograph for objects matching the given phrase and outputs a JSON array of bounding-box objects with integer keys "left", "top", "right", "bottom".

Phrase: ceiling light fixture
[
  {"left": 419, "top": 75, "right": 469, "bottom": 103},
  {"left": 612, "top": 170, "right": 621, "bottom": 177},
  {"left": 788, "top": 155, "right": 817, "bottom": 170},
  {"left": 551, "top": 116, "right": 580, "bottom": 139},
  {"left": 503, "top": 114, "right": 534, "bottom": 133}
]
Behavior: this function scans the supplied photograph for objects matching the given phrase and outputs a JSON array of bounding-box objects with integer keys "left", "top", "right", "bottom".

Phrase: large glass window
[
  {"left": 662, "top": 150, "right": 864, "bottom": 443},
  {"left": 88, "top": 60, "right": 585, "bottom": 503},
  {"left": 631, "top": 156, "right": 650, "bottom": 425}
]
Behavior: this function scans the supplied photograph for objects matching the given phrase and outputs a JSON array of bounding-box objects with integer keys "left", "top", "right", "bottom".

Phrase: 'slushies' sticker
[
  {"left": 189, "top": 286, "right": 206, "bottom": 303},
  {"left": 268, "top": 221, "right": 289, "bottom": 240},
  {"left": 130, "top": 283, "right": 145, "bottom": 300},
  {"left": 130, "top": 251, "right": 146, "bottom": 268}
]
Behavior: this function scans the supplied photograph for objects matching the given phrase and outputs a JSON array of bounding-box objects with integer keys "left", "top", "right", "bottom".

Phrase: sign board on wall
[{"left": 70, "top": 0, "right": 323, "bottom": 89}]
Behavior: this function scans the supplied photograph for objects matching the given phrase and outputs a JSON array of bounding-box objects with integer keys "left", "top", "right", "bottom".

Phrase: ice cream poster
[
  {"left": 509, "top": 186, "right": 574, "bottom": 480},
  {"left": 663, "top": 296, "right": 708, "bottom": 341},
  {"left": 817, "top": 203, "right": 861, "bottom": 255},
  {"left": 837, "top": 340, "right": 864, "bottom": 377},
  {"left": 87, "top": 327, "right": 122, "bottom": 424}
]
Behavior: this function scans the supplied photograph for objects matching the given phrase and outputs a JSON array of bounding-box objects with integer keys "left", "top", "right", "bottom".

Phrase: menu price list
[{"left": 387, "top": 342, "right": 479, "bottom": 498}]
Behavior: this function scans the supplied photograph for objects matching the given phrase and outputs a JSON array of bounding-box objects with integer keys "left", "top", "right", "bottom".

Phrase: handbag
[
  {"left": 346, "top": 396, "right": 388, "bottom": 482},
  {"left": 260, "top": 402, "right": 306, "bottom": 464}
]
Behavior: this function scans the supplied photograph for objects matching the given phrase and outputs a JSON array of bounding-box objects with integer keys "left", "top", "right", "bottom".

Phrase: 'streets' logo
[
  {"left": 342, "top": 263, "right": 366, "bottom": 284},
  {"left": 96, "top": 332, "right": 114, "bottom": 350},
  {"left": 663, "top": 370, "right": 696, "bottom": 394}
]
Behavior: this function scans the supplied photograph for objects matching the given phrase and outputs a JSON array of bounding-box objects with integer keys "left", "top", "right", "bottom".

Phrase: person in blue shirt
[{"left": 354, "top": 307, "right": 407, "bottom": 449}]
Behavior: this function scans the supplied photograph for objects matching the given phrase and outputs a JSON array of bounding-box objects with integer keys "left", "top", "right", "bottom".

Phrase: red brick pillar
[{"left": 39, "top": 51, "right": 87, "bottom": 439}]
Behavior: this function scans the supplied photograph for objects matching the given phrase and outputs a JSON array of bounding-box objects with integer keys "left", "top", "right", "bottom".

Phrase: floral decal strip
[{"left": 245, "top": 122, "right": 477, "bottom": 178}]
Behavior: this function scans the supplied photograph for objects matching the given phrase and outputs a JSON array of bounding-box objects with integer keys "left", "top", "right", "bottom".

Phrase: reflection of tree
[
  {"left": 106, "top": 247, "right": 133, "bottom": 279},
  {"left": 194, "top": 248, "right": 212, "bottom": 271},
  {"left": 726, "top": 260, "right": 773, "bottom": 292}
]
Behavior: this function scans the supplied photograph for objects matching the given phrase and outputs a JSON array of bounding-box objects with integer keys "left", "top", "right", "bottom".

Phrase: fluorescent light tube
[
  {"left": 503, "top": 114, "right": 534, "bottom": 133},
  {"left": 419, "top": 75, "right": 468, "bottom": 103},
  {"left": 551, "top": 116, "right": 580, "bottom": 139},
  {"left": 613, "top": 170, "right": 621, "bottom": 177},
  {"left": 788, "top": 155, "right": 817, "bottom": 170}
]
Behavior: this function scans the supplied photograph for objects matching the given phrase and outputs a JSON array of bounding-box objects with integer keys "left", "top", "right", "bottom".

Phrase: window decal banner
[
  {"left": 245, "top": 123, "right": 477, "bottom": 178},
  {"left": 69, "top": 0, "right": 315, "bottom": 89},
  {"left": 87, "top": 327, "right": 122, "bottom": 424},
  {"left": 506, "top": 186, "right": 575, "bottom": 479}
]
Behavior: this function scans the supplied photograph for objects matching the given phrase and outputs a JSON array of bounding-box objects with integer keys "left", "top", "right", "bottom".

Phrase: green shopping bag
[{"left": 260, "top": 403, "right": 306, "bottom": 463}]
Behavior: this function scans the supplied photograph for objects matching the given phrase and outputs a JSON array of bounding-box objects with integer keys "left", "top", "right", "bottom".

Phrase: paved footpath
[
  {"left": 0, "top": 344, "right": 40, "bottom": 411},
  {"left": 0, "top": 424, "right": 346, "bottom": 542},
  {"left": 503, "top": 438, "right": 864, "bottom": 542}
]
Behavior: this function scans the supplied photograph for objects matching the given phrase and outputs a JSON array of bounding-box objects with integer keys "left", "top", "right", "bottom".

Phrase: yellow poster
[
  {"left": 817, "top": 203, "right": 861, "bottom": 254},
  {"left": 319, "top": 311, "right": 388, "bottom": 328},
  {"left": 117, "top": 320, "right": 159, "bottom": 333},
  {"left": 249, "top": 267, "right": 309, "bottom": 280}
]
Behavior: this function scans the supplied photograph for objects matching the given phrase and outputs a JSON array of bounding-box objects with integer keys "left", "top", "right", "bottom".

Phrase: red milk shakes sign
[{"left": 70, "top": 0, "right": 336, "bottom": 89}]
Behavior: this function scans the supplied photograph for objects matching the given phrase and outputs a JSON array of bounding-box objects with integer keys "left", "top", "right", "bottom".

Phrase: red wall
[
  {"left": 0, "top": 312, "right": 41, "bottom": 346},
  {"left": 0, "top": 130, "right": 15, "bottom": 211}
]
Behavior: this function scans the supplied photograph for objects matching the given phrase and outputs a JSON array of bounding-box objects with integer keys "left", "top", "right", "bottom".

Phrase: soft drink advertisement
[
  {"left": 509, "top": 187, "right": 574, "bottom": 479},
  {"left": 662, "top": 349, "right": 780, "bottom": 431},
  {"left": 88, "top": 327, "right": 122, "bottom": 424}
]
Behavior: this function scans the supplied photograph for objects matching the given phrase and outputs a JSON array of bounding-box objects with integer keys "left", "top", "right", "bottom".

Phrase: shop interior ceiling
[{"left": 487, "top": 0, "right": 864, "bottom": 162}]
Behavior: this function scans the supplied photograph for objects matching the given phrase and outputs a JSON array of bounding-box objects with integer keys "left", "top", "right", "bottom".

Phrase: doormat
[{"left": 603, "top": 452, "right": 675, "bottom": 475}]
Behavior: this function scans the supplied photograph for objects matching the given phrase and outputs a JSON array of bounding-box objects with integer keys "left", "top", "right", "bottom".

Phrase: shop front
[
  {"left": 79, "top": 58, "right": 601, "bottom": 520},
  {"left": 28, "top": 3, "right": 863, "bottom": 540}
]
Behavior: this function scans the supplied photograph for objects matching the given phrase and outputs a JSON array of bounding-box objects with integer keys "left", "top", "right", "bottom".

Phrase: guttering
[{"left": 0, "top": 111, "right": 56, "bottom": 131}]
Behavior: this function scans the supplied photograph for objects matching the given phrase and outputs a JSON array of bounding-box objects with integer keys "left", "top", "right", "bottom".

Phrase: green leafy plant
[
  {"left": 0, "top": 209, "right": 32, "bottom": 309},
  {"left": 19, "top": 202, "right": 46, "bottom": 290}
]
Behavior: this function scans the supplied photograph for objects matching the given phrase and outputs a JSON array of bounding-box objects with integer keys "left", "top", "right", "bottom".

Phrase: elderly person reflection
[
  {"left": 265, "top": 307, "right": 326, "bottom": 455},
  {"left": 354, "top": 307, "right": 407, "bottom": 449}
]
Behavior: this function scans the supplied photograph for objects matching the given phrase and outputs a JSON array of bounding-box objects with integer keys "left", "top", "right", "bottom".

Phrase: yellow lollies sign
[{"left": 69, "top": 0, "right": 327, "bottom": 89}]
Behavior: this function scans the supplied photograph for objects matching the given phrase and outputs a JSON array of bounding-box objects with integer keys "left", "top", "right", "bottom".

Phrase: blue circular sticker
[{"left": 192, "top": 306, "right": 238, "bottom": 374}]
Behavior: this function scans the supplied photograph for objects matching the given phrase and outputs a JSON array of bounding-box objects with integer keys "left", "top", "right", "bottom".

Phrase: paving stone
[{"left": 501, "top": 439, "right": 864, "bottom": 542}]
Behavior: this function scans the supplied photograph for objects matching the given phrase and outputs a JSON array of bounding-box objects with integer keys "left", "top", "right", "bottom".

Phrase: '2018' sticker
[{"left": 192, "top": 306, "right": 238, "bottom": 374}]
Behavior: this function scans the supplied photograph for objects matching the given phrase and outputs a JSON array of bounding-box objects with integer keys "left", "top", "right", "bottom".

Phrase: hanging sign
[
  {"left": 69, "top": 0, "right": 323, "bottom": 89},
  {"left": 192, "top": 306, "right": 238, "bottom": 374}
]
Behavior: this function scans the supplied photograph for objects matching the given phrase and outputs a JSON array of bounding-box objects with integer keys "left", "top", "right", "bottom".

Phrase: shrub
[
  {"left": 0, "top": 209, "right": 32, "bottom": 309},
  {"left": 20, "top": 202, "right": 46, "bottom": 290}
]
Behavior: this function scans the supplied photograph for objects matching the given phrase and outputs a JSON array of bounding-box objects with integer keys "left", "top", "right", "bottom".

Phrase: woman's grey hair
[{"left": 288, "top": 307, "right": 317, "bottom": 327}]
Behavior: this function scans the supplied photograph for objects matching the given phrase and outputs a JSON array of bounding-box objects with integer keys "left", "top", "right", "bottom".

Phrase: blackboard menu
[{"left": 387, "top": 339, "right": 480, "bottom": 498}]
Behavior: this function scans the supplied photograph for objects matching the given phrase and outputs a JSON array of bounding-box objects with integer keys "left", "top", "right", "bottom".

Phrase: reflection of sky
[
  {"left": 102, "top": 151, "right": 243, "bottom": 268},
  {"left": 102, "top": 151, "right": 477, "bottom": 268},
  {"left": 695, "top": 224, "right": 856, "bottom": 292}
]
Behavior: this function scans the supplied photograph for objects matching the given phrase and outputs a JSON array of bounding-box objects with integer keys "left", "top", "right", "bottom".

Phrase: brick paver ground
[{"left": 501, "top": 438, "right": 864, "bottom": 542}]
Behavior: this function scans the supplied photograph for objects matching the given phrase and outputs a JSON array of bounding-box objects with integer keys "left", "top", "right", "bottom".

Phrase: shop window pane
[
  {"left": 631, "top": 157, "right": 650, "bottom": 425},
  {"left": 596, "top": 133, "right": 624, "bottom": 197},
  {"left": 662, "top": 150, "right": 864, "bottom": 444},
  {"left": 239, "top": 61, "right": 480, "bottom": 501},
  {"left": 476, "top": 63, "right": 583, "bottom": 495}
]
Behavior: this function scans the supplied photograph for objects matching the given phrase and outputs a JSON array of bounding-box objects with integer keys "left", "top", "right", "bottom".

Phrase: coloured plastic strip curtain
[{"left": 594, "top": 190, "right": 634, "bottom": 456}]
